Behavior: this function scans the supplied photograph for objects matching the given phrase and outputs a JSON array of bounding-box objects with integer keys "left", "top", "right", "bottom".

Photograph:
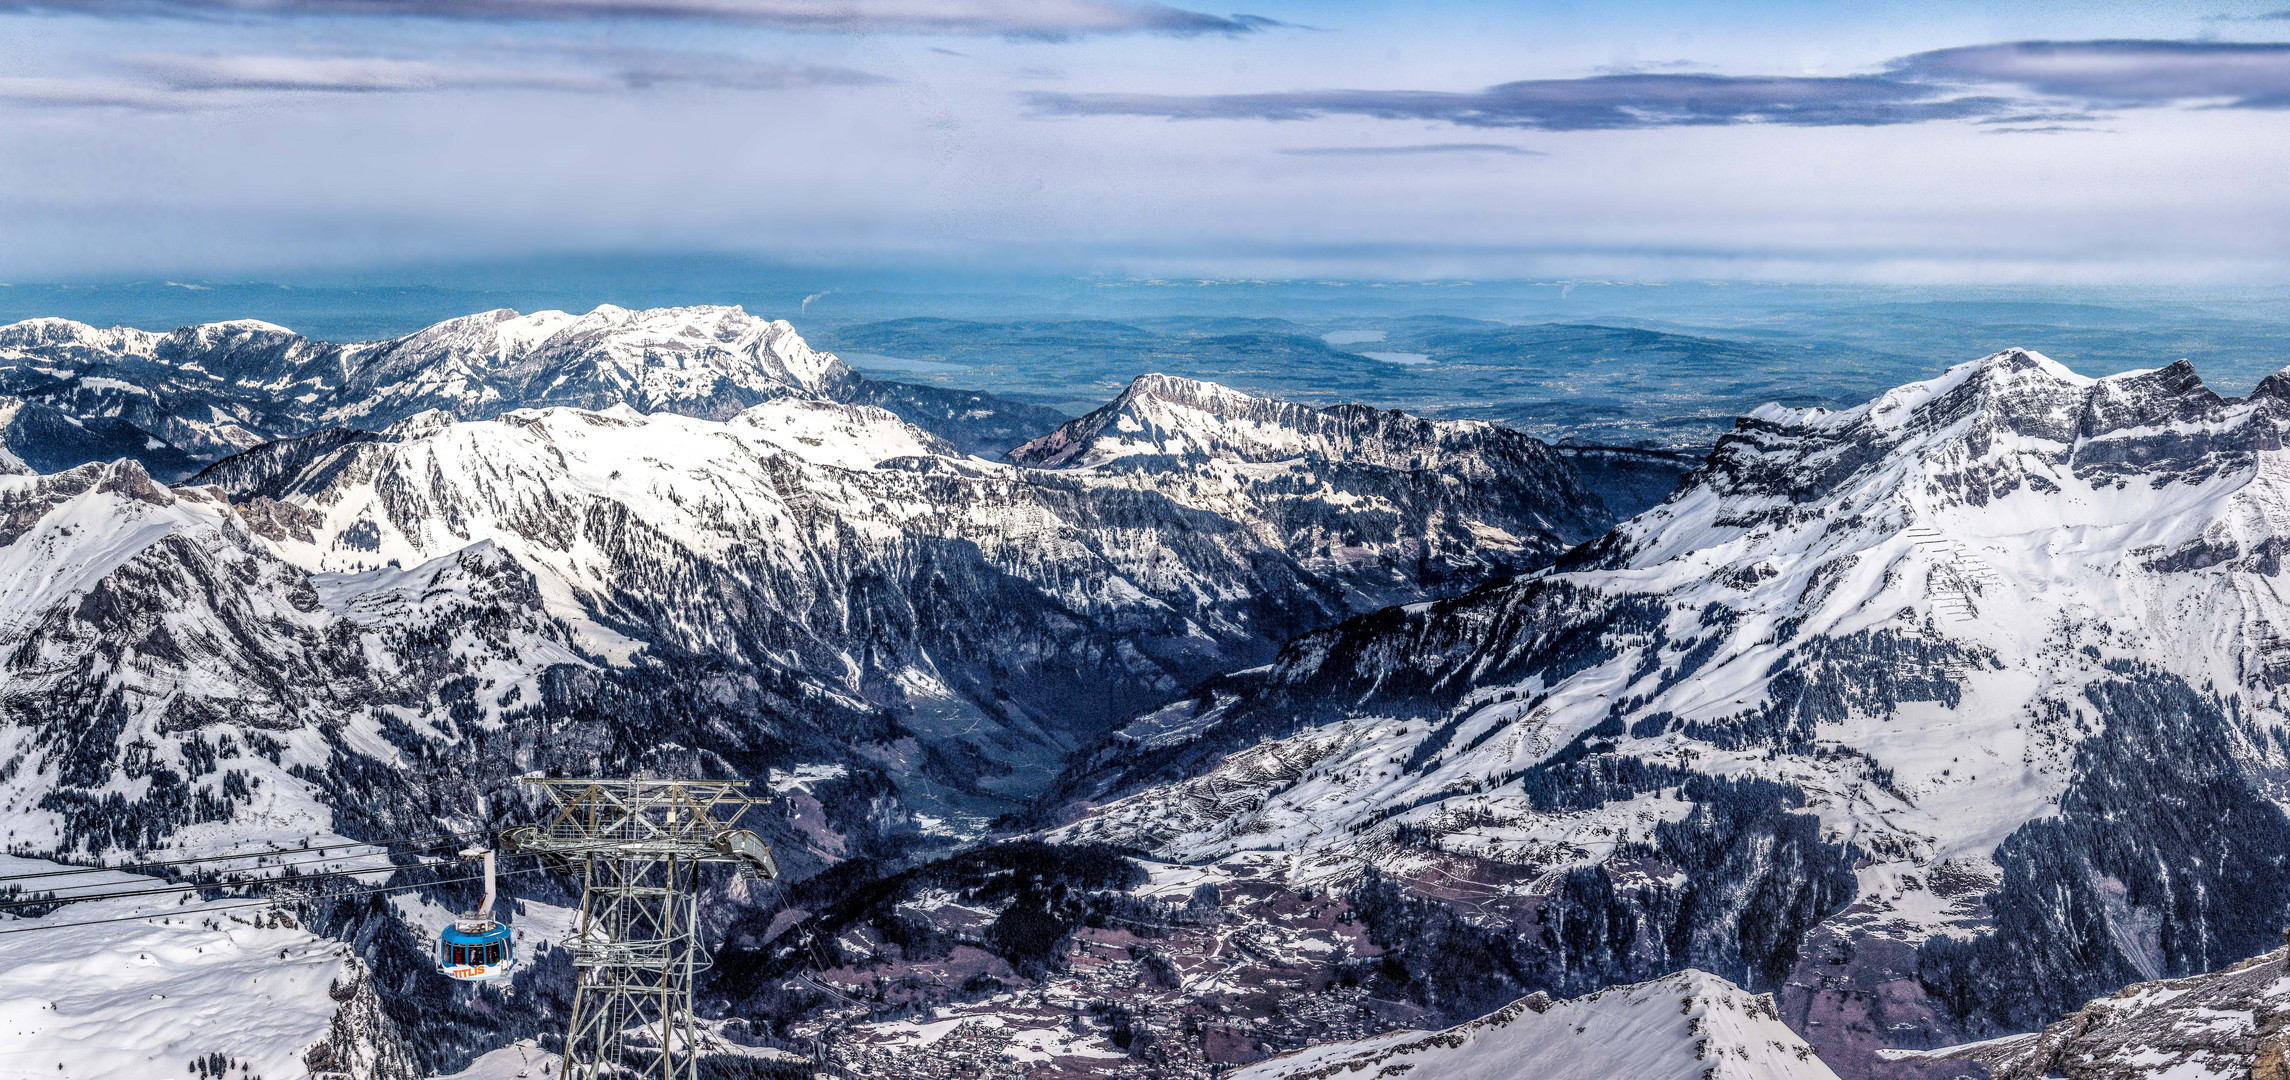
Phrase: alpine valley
[{"left": 5, "top": 304, "right": 2290, "bottom": 1080}]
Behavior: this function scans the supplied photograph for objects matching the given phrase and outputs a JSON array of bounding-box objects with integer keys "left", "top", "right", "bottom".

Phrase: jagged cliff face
[
  {"left": 1039, "top": 349, "right": 2290, "bottom": 1074},
  {"left": 303, "top": 957, "right": 424, "bottom": 1080}
]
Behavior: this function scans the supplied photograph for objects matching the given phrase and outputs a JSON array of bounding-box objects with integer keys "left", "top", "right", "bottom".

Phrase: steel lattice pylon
[{"left": 504, "top": 778, "right": 780, "bottom": 1080}]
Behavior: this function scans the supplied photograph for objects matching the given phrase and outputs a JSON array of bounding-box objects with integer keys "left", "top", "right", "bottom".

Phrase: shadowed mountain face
[
  {"left": 1034, "top": 349, "right": 2290, "bottom": 1077},
  {"left": 1898, "top": 941, "right": 2290, "bottom": 1080}
]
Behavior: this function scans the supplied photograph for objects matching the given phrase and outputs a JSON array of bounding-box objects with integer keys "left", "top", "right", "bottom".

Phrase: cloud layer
[
  {"left": 0, "top": 0, "right": 1274, "bottom": 37},
  {"left": 1278, "top": 143, "right": 1543, "bottom": 156},
  {"left": 0, "top": 48, "right": 887, "bottom": 108},
  {"left": 1895, "top": 40, "right": 2290, "bottom": 107},
  {"left": 1031, "top": 40, "right": 2290, "bottom": 131},
  {"left": 1030, "top": 74, "right": 2008, "bottom": 130}
]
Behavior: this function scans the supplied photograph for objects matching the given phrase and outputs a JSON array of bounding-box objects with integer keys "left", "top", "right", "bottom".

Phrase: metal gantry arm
[{"left": 502, "top": 778, "right": 780, "bottom": 1080}]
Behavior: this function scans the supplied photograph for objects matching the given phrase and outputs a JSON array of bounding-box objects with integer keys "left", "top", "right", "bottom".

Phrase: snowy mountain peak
[
  {"left": 177, "top": 317, "right": 297, "bottom": 339},
  {"left": 381, "top": 407, "right": 461, "bottom": 440},
  {"left": 390, "top": 303, "right": 837, "bottom": 384},
  {"left": 1007, "top": 373, "right": 1253, "bottom": 467},
  {"left": 1008, "top": 372, "right": 1515, "bottom": 473},
  {"left": 1756, "top": 346, "right": 2081, "bottom": 436},
  {"left": 0, "top": 304, "right": 1097, "bottom": 479},
  {"left": 0, "top": 316, "right": 167, "bottom": 363},
  {"left": 328, "top": 303, "right": 851, "bottom": 427},
  {"left": 0, "top": 314, "right": 291, "bottom": 358},
  {"left": 1235, "top": 969, "right": 1840, "bottom": 1080}
]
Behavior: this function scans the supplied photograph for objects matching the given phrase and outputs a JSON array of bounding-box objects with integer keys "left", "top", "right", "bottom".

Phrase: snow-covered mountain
[
  {"left": 1012, "top": 372, "right": 1537, "bottom": 471},
  {"left": 0, "top": 305, "right": 1064, "bottom": 475},
  {"left": 0, "top": 361, "right": 1606, "bottom": 862},
  {"left": 1235, "top": 969, "right": 1840, "bottom": 1080},
  {"left": 324, "top": 304, "right": 845, "bottom": 423},
  {"left": 1038, "top": 348, "right": 2290, "bottom": 1075},
  {"left": 41, "top": 305, "right": 2284, "bottom": 1079}
]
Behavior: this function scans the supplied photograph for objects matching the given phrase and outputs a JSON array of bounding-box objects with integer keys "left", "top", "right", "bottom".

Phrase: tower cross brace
[{"left": 504, "top": 777, "right": 780, "bottom": 1080}]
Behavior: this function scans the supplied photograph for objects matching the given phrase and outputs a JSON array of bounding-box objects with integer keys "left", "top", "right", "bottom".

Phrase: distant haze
[{"left": 7, "top": 269, "right": 2287, "bottom": 452}]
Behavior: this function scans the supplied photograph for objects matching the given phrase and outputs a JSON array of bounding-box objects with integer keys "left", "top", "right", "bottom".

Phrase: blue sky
[{"left": 1, "top": 0, "right": 2286, "bottom": 282}]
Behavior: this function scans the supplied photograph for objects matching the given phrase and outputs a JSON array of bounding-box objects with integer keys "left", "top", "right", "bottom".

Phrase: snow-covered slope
[
  {"left": 0, "top": 357, "right": 1603, "bottom": 854},
  {"left": 1042, "top": 349, "right": 2290, "bottom": 1073},
  {"left": 0, "top": 454, "right": 589, "bottom": 859},
  {"left": 0, "top": 311, "right": 1633, "bottom": 1078},
  {"left": 1235, "top": 969, "right": 1840, "bottom": 1080},
  {"left": 0, "top": 461, "right": 375, "bottom": 854},
  {"left": 0, "top": 854, "right": 419, "bottom": 1080}
]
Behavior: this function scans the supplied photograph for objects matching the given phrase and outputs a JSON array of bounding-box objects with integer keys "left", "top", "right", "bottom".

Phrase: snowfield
[
  {"left": 0, "top": 855, "right": 364, "bottom": 1080},
  {"left": 1233, "top": 969, "right": 1839, "bottom": 1080}
]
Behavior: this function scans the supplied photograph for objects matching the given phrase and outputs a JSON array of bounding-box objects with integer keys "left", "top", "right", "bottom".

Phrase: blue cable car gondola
[{"left": 438, "top": 847, "right": 515, "bottom": 982}]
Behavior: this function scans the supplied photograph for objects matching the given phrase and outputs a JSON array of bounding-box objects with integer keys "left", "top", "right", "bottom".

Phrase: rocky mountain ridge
[
  {"left": 0, "top": 305, "right": 1063, "bottom": 475},
  {"left": 1890, "top": 940, "right": 2290, "bottom": 1079},
  {"left": 199, "top": 379, "right": 1602, "bottom": 817},
  {"left": 0, "top": 303, "right": 1655, "bottom": 1079}
]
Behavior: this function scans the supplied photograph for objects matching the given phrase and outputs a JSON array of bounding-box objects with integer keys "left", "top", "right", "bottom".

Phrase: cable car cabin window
[
  {"left": 453, "top": 945, "right": 467, "bottom": 967},
  {"left": 487, "top": 943, "right": 501, "bottom": 965}
]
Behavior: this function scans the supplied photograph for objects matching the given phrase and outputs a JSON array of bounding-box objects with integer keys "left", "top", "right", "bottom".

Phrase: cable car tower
[{"left": 502, "top": 778, "right": 780, "bottom": 1080}]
